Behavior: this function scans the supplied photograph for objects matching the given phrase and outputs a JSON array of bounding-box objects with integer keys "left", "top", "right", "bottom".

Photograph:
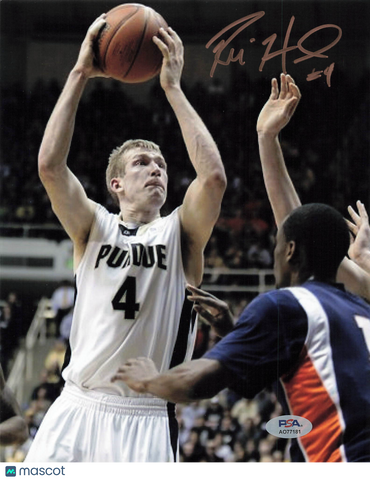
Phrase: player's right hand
[
  {"left": 73, "top": 14, "right": 110, "bottom": 79},
  {"left": 111, "top": 357, "right": 159, "bottom": 394},
  {"left": 256, "top": 73, "right": 301, "bottom": 137}
]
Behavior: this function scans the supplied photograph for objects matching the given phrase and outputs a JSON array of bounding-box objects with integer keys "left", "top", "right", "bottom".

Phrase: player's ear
[
  {"left": 286, "top": 240, "right": 303, "bottom": 270},
  {"left": 286, "top": 240, "right": 296, "bottom": 264},
  {"left": 110, "top": 178, "right": 124, "bottom": 194}
]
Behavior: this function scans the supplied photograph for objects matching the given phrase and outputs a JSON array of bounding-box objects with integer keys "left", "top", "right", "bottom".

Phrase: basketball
[{"left": 95, "top": 3, "right": 168, "bottom": 83}]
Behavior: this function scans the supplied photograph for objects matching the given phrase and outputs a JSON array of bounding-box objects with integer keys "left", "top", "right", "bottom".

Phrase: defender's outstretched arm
[{"left": 257, "top": 74, "right": 370, "bottom": 301}]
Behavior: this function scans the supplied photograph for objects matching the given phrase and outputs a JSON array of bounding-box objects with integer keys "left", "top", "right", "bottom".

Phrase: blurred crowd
[
  {"left": 1, "top": 67, "right": 369, "bottom": 270},
  {"left": 1, "top": 283, "right": 71, "bottom": 462},
  {"left": 0, "top": 292, "right": 25, "bottom": 378},
  {"left": 2, "top": 335, "right": 66, "bottom": 462}
]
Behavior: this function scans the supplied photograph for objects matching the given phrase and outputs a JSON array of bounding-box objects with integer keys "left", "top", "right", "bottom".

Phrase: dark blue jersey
[{"left": 205, "top": 281, "right": 370, "bottom": 462}]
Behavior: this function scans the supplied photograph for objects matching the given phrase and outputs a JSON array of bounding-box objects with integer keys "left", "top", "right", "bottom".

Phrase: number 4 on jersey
[{"left": 112, "top": 276, "right": 140, "bottom": 320}]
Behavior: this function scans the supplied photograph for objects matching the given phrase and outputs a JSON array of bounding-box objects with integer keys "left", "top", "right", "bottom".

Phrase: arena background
[{"left": 0, "top": 0, "right": 369, "bottom": 463}]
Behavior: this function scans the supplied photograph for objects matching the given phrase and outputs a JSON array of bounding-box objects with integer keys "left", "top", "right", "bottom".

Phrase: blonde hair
[{"left": 106, "top": 139, "right": 162, "bottom": 205}]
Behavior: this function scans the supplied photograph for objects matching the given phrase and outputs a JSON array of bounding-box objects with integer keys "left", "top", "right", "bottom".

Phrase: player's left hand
[
  {"left": 153, "top": 27, "right": 184, "bottom": 90},
  {"left": 111, "top": 357, "right": 159, "bottom": 393},
  {"left": 347, "top": 201, "right": 370, "bottom": 265},
  {"left": 187, "top": 285, "right": 235, "bottom": 337},
  {"left": 74, "top": 14, "right": 110, "bottom": 79}
]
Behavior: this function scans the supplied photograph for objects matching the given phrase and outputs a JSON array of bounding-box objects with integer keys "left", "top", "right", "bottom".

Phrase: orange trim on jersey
[{"left": 282, "top": 347, "right": 344, "bottom": 462}]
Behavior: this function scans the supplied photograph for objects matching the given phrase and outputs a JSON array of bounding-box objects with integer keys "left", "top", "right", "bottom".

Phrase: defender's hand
[
  {"left": 111, "top": 357, "right": 159, "bottom": 393},
  {"left": 187, "top": 285, "right": 234, "bottom": 337},
  {"left": 347, "top": 201, "right": 370, "bottom": 267},
  {"left": 153, "top": 27, "right": 184, "bottom": 91},
  {"left": 257, "top": 73, "right": 301, "bottom": 137}
]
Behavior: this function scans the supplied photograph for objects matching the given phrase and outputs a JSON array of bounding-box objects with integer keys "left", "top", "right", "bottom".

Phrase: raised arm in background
[
  {"left": 256, "top": 74, "right": 301, "bottom": 225},
  {"left": 257, "top": 74, "right": 370, "bottom": 301}
]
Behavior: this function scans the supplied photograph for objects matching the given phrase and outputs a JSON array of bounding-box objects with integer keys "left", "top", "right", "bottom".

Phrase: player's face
[{"left": 120, "top": 148, "right": 168, "bottom": 207}]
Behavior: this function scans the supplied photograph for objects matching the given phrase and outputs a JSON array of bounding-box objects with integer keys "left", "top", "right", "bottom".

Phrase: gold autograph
[{"left": 206, "top": 11, "right": 342, "bottom": 87}]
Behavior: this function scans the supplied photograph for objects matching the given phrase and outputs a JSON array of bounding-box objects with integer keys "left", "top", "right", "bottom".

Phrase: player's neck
[
  {"left": 293, "top": 270, "right": 336, "bottom": 287},
  {"left": 119, "top": 205, "right": 161, "bottom": 226}
]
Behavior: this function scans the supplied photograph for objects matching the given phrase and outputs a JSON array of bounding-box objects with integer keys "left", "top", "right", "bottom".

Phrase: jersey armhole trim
[
  {"left": 74, "top": 203, "right": 104, "bottom": 277},
  {"left": 174, "top": 207, "right": 187, "bottom": 286}
]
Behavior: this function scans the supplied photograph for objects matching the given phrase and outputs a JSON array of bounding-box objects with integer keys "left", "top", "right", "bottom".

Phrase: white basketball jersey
[{"left": 62, "top": 204, "right": 197, "bottom": 396}]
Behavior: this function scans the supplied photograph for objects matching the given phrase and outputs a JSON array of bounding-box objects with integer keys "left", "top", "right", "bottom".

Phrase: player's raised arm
[
  {"left": 256, "top": 73, "right": 301, "bottom": 227},
  {"left": 153, "top": 28, "right": 227, "bottom": 287},
  {"left": 38, "top": 15, "right": 107, "bottom": 268},
  {"left": 257, "top": 74, "right": 370, "bottom": 301}
]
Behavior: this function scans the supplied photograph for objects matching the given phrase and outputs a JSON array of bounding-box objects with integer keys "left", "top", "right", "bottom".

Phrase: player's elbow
[
  {"left": 204, "top": 164, "right": 227, "bottom": 194},
  {"left": 38, "top": 152, "right": 53, "bottom": 181},
  {"left": 38, "top": 151, "right": 64, "bottom": 185},
  {"left": 214, "top": 168, "right": 227, "bottom": 192}
]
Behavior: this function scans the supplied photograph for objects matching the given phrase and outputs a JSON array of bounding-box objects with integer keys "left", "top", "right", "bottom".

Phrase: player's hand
[
  {"left": 73, "top": 14, "right": 110, "bottom": 79},
  {"left": 187, "top": 285, "right": 235, "bottom": 337},
  {"left": 347, "top": 201, "right": 370, "bottom": 268},
  {"left": 153, "top": 27, "right": 183, "bottom": 91},
  {"left": 111, "top": 357, "right": 159, "bottom": 393},
  {"left": 257, "top": 73, "right": 301, "bottom": 137}
]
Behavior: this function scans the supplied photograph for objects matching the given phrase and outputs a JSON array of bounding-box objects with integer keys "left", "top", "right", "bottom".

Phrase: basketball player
[
  {"left": 0, "top": 365, "right": 28, "bottom": 446},
  {"left": 25, "top": 14, "right": 226, "bottom": 462},
  {"left": 112, "top": 202, "right": 370, "bottom": 462}
]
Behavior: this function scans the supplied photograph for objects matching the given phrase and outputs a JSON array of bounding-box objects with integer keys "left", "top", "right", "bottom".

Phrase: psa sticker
[{"left": 266, "top": 415, "right": 312, "bottom": 438}]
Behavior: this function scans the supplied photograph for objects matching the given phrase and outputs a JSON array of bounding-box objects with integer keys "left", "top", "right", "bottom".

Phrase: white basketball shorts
[{"left": 24, "top": 385, "right": 179, "bottom": 462}]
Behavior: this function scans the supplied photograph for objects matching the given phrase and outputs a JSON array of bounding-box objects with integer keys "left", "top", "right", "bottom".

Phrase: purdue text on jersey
[{"left": 94, "top": 243, "right": 167, "bottom": 270}]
